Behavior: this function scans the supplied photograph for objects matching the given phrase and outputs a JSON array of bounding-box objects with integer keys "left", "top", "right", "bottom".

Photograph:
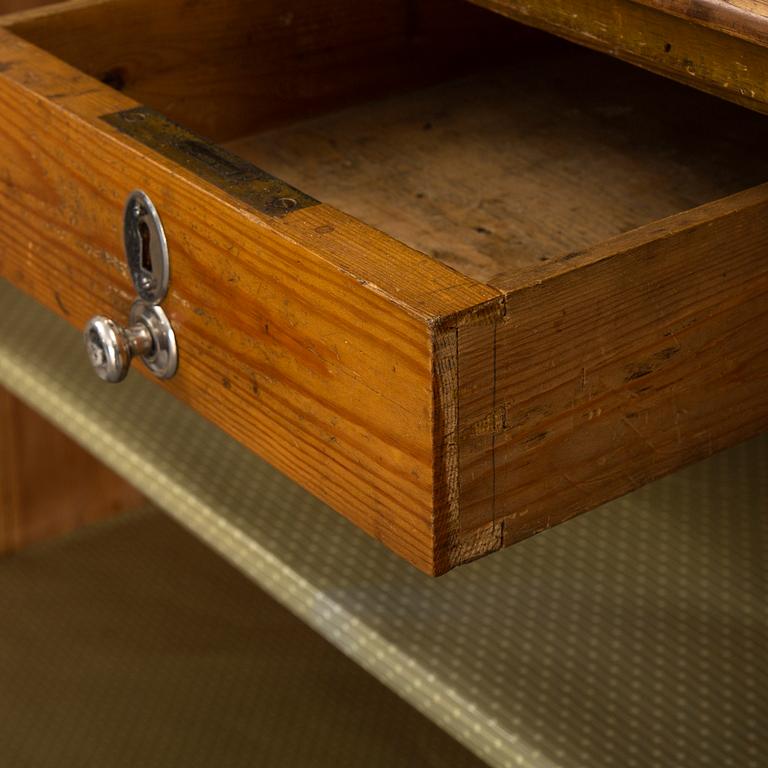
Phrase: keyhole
[
  {"left": 124, "top": 190, "right": 169, "bottom": 303},
  {"left": 139, "top": 218, "right": 152, "bottom": 273},
  {"left": 137, "top": 218, "right": 155, "bottom": 293}
]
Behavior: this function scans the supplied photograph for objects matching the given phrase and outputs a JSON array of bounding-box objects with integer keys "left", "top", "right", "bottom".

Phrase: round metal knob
[
  {"left": 84, "top": 315, "right": 151, "bottom": 382},
  {"left": 84, "top": 301, "right": 177, "bottom": 383}
]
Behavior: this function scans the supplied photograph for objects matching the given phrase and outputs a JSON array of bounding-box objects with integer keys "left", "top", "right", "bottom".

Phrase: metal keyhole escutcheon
[
  {"left": 83, "top": 191, "right": 177, "bottom": 382},
  {"left": 124, "top": 190, "right": 170, "bottom": 304}
]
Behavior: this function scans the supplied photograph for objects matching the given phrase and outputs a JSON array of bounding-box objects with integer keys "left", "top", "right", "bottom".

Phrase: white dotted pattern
[{"left": 1, "top": 281, "right": 765, "bottom": 768}]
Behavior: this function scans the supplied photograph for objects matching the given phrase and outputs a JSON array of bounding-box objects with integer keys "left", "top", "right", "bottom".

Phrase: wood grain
[
  {"left": 0, "top": 386, "right": 143, "bottom": 553},
  {"left": 0, "top": 27, "right": 497, "bottom": 574},
  {"left": 4, "top": 0, "right": 522, "bottom": 142},
  {"left": 228, "top": 43, "right": 768, "bottom": 282},
  {"left": 449, "top": 185, "right": 768, "bottom": 553},
  {"left": 1, "top": 2, "right": 767, "bottom": 572},
  {"left": 470, "top": 0, "right": 768, "bottom": 115},
  {"left": 0, "top": 0, "right": 142, "bottom": 552},
  {"left": 633, "top": 1, "right": 768, "bottom": 46}
]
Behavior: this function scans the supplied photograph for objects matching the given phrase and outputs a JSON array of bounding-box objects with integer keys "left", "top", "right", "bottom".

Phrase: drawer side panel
[{"left": 454, "top": 185, "right": 768, "bottom": 557}]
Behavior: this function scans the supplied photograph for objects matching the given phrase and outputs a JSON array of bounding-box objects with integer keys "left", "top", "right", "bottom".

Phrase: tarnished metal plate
[{"left": 103, "top": 107, "right": 318, "bottom": 217}]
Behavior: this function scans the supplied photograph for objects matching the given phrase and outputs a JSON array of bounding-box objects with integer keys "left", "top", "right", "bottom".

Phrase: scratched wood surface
[
  {"left": 1, "top": 0, "right": 767, "bottom": 573},
  {"left": 0, "top": 23, "right": 503, "bottom": 574},
  {"left": 0, "top": 1, "right": 140, "bottom": 556},
  {"left": 0, "top": 387, "right": 143, "bottom": 554},
  {"left": 450, "top": 186, "right": 768, "bottom": 547},
  {"left": 228, "top": 40, "right": 768, "bottom": 282},
  {"left": 470, "top": 0, "right": 768, "bottom": 116}
]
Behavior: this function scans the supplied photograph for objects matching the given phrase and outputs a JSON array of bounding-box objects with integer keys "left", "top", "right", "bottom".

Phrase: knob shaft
[{"left": 84, "top": 301, "right": 177, "bottom": 383}]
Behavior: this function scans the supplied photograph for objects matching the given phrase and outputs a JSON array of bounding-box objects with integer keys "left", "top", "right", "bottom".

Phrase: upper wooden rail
[
  {"left": 634, "top": 0, "right": 768, "bottom": 46},
  {"left": 471, "top": 0, "right": 768, "bottom": 114}
]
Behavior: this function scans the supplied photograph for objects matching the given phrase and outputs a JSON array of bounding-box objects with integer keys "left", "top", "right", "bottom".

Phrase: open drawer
[{"left": 0, "top": 0, "right": 766, "bottom": 575}]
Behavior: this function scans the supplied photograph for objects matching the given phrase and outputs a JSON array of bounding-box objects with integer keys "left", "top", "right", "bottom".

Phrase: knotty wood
[
  {"left": 0, "top": 27, "right": 497, "bottom": 574},
  {"left": 470, "top": 0, "right": 768, "bottom": 115},
  {"left": 448, "top": 186, "right": 768, "bottom": 554},
  {"left": 0, "top": 387, "right": 143, "bottom": 553},
  {"left": 228, "top": 43, "right": 768, "bottom": 282},
  {"left": 4, "top": 0, "right": 521, "bottom": 142}
]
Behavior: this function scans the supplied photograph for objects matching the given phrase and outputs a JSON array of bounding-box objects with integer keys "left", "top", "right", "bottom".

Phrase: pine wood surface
[
  {"left": 0, "top": 25, "right": 500, "bottom": 573},
  {"left": 0, "top": 387, "right": 143, "bottom": 553},
  {"left": 228, "top": 43, "right": 768, "bottom": 282},
  {"left": 0, "top": 0, "right": 766, "bottom": 572},
  {"left": 452, "top": 186, "right": 768, "bottom": 543}
]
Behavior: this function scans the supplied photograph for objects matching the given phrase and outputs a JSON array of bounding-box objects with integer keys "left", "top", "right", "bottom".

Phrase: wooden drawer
[{"left": 0, "top": 0, "right": 766, "bottom": 575}]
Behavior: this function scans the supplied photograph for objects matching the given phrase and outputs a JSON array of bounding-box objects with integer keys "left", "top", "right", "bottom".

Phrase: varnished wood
[
  {"left": 0, "top": 1, "right": 767, "bottom": 572},
  {"left": 470, "top": 0, "right": 768, "bottom": 116},
  {"left": 0, "top": 387, "right": 143, "bottom": 553},
  {"left": 0, "top": 26, "right": 497, "bottom": 574},
  {"left": 228, "top": 43, "right": 768, "bottom": 282},
  {"left": 447, "top": 186, "right": 768, "bottom": 556}
]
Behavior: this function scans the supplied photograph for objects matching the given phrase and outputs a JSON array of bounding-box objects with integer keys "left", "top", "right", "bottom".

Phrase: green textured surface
[
  {"left": 1, "top": 279, "right": 766, "bottom": 768},
  {"left": 0, "top": 509, "right": 484, "bottom": 767}
]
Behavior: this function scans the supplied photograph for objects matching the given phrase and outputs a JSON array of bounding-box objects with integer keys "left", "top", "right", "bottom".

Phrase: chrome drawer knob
[
  {"left": 83, "top": 190, "right": 177, "bottom": 383},
  {"left": 84, "top": 300, "right": 177, "bottom": 383}
]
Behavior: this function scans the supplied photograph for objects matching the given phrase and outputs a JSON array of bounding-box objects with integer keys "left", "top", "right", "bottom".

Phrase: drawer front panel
[{"left": 0, "top": 29, "right": 496, "bottom": 573}]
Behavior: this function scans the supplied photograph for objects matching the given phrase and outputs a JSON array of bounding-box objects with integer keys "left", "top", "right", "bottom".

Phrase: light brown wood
[
  {"left": 0, "top": 386, "right": 143, "bottom": 553},
  {"left": 228, "top": 44, "right": 768, "bottom": 282},
  {"left": 470, "top": 0, "right": 768, "bottom": 116},
  {"left": 5, "top": 0, "right": 521, "bottom": 142},
  {"left": 448, "top": 186, "right": 768, "bottom": 552},
  {"left": 0, "top": 0, "right": 767, "bottom": 573},
  {"left": 0, "top": 25, "right": 498, "bottom": 574}
]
